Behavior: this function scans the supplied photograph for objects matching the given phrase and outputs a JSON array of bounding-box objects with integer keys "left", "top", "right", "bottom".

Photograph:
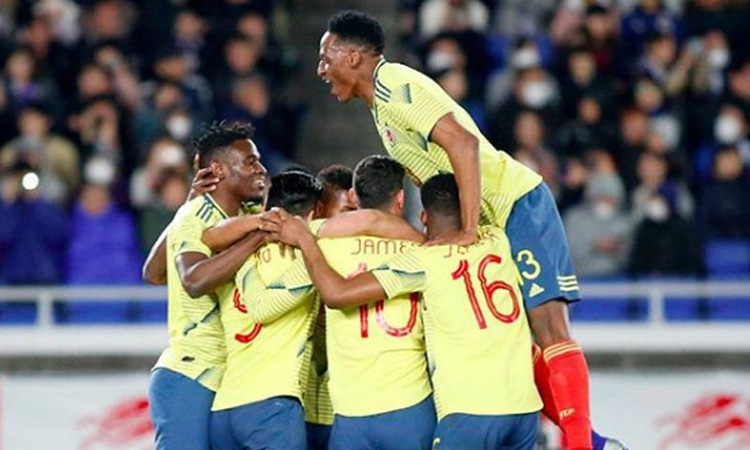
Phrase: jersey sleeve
[
  {"left": 384, "top": 81, "right": 452, "bottom": 140},
  {"left": 308, "top": 219, "right": 327, "bottom": 237},
  {"left": 172, "top": 213, "right": 212, "bottom": 257},
  {"left": 239, "top": 256, "right": 314, "bottom": 324},
  {"left": 370, "top": 249, "right": 427, "bottom": 299}
]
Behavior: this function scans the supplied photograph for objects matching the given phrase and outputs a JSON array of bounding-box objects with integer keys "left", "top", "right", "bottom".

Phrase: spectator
[
  {"left": 214, "top": 35, "right": 265, "bottom": 109},
  {"left": 146, "top": 48, "right": 212, "bottom": 123},
  {"left": 617, "top": 107, "right": 650, "bottom": 189},
  {"left": 629, "top": 184, "right": 702, "bottom": 275},
  {"left": 631, "top": 152, "right": 694, "bottom": 223},
  {"left": 130, "top": 136, "right": 188, "bottom": 208},
  {"left": 4, "top": 46, "right": 57, "bottom": 113},
  {"left": 561, "top": 47, "right": 615, "bottom": 118},
  {"left": 435, "top": 68, "right": 487, "bottom": 132},
  {"left": 621, "top": 0, "right": 682, "bottom": 62},
  {"left": 639, "top": 32, "right": 695, "bottom": 98},
  {"left": 582, "top": 4, "right": 620, "bottom": 76},
  {"left": 694, "top": 104, "right": 750, "bottom": 179},
  {"left": 172, "top": 8, "right": 210, "bottom": 73},
  {"left": 0, "top": 161, "right": 67, "bottom": 284},
  {"left": 512, "top": 110, "right": 559, "bottom": 195},
  {"left": 726, "top": 59, "right": 750, "bottom": 121},
  {"left": 564, "top": 172, "right": 633, "bottom": 277},
  {"left": 555, "top": 95, "right": 618, "bottom": 159},
  {"left": 66, "top": 157, "right": 142, "bottom": 284},
  {"left": 138, "top": 168, "right": 189, "bottom": 253},
  {"left": 0, "top": 105, "right": 79, "bottom": 204},
  {"left": 699, "top": 145, "right": 750, "bottom": 239},
  {"left": 419, "top": 0, "right": 490, "bottom": 40}
]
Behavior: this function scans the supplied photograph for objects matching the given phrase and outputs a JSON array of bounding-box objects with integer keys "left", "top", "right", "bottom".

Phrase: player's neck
[
  {"left": 357, "top": 56, "right": 383, "bottom": 108},
  {"left": 426, "top": 216, "right": 461, "bottom": 241},
  {"left": 209, "top": 189, "right": 242, "bottom": 217}
]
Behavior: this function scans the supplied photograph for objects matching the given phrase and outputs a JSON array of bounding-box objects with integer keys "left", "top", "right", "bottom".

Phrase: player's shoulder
[{"left": 376, "top": 61, "right": 431, "bottom": 90}]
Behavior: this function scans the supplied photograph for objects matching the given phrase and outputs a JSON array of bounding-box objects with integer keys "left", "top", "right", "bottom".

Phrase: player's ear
[
  {"left": 395, "top": 189, "right": 405, "bottom": 211},
  {"left": 314, "top": 199, "right": 325, "bottom": 219},
  {"left": 347, "top": 188, "right": 360, "bottom": 209},
  {"left": 348, "top": 48, "right": 361, "bottom": 68},
  {"left": 209, "top": 161, "right": 224, "bottom": 179},
  {"left": 419, "top": 210, "right": 428, "bottom": 228}
]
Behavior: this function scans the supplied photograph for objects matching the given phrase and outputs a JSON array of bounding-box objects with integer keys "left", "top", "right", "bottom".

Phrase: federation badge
[{"left": 383, "top": 126, "right": 397, "bottom": 147}]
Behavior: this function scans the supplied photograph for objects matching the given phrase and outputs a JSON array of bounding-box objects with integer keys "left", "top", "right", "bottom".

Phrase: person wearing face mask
[
  {"left": 564, "top": 172, "right": 633, "bottom": 277},
  {"left": 694, "top": 104, "right": 750, "bottom": 179},
  {"left": 629, "top": 185, "right": 702, "bottom": 276}
]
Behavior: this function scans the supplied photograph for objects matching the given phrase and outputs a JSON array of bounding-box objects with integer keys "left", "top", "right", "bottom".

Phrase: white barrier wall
[{"left": 1, "top": 371, "right": 749, "bottom": 449}]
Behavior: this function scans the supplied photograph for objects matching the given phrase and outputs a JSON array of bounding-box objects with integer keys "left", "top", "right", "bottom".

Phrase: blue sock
[{"left": 592, "top": 430, "right": 607, "bottom": 450}]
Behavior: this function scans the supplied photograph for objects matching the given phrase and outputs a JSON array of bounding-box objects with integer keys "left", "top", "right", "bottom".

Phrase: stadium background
[{"left": 0, "top": 0, "right": 749, "bottom": 448}]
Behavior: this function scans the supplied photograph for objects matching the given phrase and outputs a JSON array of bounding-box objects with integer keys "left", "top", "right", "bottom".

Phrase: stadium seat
[
  {"left": 0, "top": 302, "right": 37, "bottom": 325},
  {"left": 134, "top": 301, "right": 168, "bottom": 323},
  {"left": 704, "top": 239, "right": 750, "bottom": 277},
  {"left": 54, "top": 301, "right": 135, "bottom": 324},
  {"left": 570, "top": 276, "right": 649, "bottom": 322}
]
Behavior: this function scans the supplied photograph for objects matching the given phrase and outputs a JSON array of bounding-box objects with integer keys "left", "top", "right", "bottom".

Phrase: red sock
[
  {"left": 543, "top": 341, "right": 592, "bottom": 450},
  {"left": 532, "top": 344, "right": 561, "bottom": 427}
]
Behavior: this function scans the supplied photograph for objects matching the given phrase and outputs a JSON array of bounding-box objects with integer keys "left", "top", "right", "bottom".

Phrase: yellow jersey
[
  {"left": 371, "top": 60, "right": 542, "bottom": 227},
  {"left": 155, "top": 194, "right": 229, "bottom": 391},
  {"left": 304, "top": 305, "right": 335, "bottom": 425},
  {"left": 211, "top": 243, "right": 318, "bottom": 411},
  {"left": 372, "top": 226, "right": 542, "bottom": 420},
  {"left": 318, "top": 234, "right": 431, "bottom": 417}
]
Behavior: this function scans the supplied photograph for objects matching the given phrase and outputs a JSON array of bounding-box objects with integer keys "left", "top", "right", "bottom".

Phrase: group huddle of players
[{"left": 141, "top": 10, "right": 628, "bottom": 450}]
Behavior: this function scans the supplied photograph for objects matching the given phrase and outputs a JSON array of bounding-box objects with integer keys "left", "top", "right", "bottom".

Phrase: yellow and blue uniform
[
  {"left": 370, "top": 226, "right": 542, "bottom": 449},
  {"left": 270, "top": 220, "right": 436, "bottom": 450},
  {"left": 209, "top": 243, "right": 317, "bottom": 450},
  {"left": 304, "top": 305, "right": 335, "bottom": 450},
  {"left": 149, "top": 194, "right": 231, "bottom": 450},
  {"left": 371, "top": 60, "right": 579, "bottom": 308}
]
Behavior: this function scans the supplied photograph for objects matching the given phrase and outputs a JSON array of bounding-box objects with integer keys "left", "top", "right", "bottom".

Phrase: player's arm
[
  {"left": 429, "top": 113, "right": 481, "bottom": 245},
  {"left": 266, "top": 213, "right": 386, "bottom": 309},
  {"left": 202, "top": 214, "right": 264, "bottom": 252},
  {"left": 177, "top": 231, "right": 268, "bottom": 298},
  {"left": 142, "top": 166, "right": 220, "bottom": 285},
  {"left": 317, "top": 209, "right": 425, "bottom": 243},
  {"left": 240, "top": 257, "right": 315, "bottom": 324}
]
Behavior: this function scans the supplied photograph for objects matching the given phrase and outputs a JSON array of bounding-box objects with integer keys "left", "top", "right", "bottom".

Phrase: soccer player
[
  {"left": 315, "top": 11, "right": 625, "bottom": 450},
  {"left": 208, "top": 171, "right": 325, "bottom": 450},
  {"left": 265, "top": 173, "right": 542, "bottom": 449},
  {"left": 315, "top": 164, "right": 358, "bottom": 218},
  {"left": 147, "top": 122, "right": 269, "bottom": 450}
]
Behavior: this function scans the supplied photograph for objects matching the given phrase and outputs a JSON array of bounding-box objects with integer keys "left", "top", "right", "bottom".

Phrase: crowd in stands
[{"left": 1, "top": 0, "right": 749, "bottom": 287}]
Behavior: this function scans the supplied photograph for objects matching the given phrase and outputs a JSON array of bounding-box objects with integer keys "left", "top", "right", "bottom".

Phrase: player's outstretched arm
[
  {"left": 429, "top": 113, "right": 480, "bottom": 245},
  {"left": 268, "top": 211, "right": 386, "bottom": 309},
  {"left": 177, "top": 231, "right": 268, "bottom": 298},
  {"left": 202, "top": 215, "right": 264, "bottom": 252},
  {"left": 142, "top": 166, "right": 220, "bottom": 285},
  {"left": 318, "top": 209, "right": 425, "bottom": 243}
]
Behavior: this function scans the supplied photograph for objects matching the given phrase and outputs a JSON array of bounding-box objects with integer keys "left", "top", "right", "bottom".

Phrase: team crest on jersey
[{"left": 383, "top": 126, "right": 397, "bottom": 147}]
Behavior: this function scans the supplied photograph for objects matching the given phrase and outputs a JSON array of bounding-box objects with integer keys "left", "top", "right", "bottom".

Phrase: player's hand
[
  {"left": 187, "top": 155, "right": 221, "bottom": 201},
  {"left": 263, "top": 208, "right": 312, "bottom": 248},
  {"left": 424, "top": 228, "right": 478, "bottom": 247}
]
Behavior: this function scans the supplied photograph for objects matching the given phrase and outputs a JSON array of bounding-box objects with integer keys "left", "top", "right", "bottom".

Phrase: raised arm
[
  {"left": 429, "top": 113, "right": 480, "bottom": 245},
  {"left": 317, "top": 209, "right": 425, "bottom": 243},
  {"left": 142, "top": 166, "right": 221, "bottom": 285},
  {"left": 202, "top": 215, "right": 263, "bottom": 252},
  {"left": 177, "top": 231, "right": 268, "bottom": 298}
]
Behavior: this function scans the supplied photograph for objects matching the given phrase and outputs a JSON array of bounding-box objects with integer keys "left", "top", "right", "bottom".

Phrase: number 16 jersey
[{"left": 371, "top": 226, "right": 542, "bottom": 420}]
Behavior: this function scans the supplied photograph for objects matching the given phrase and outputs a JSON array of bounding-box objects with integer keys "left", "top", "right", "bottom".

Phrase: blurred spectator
[
  {"left": 214, "top": 35, "right": 265, "bottom": 109},
  {"left": 82, "top": 0, "right": 135, "bottom": 52},
  {"left": 633, "top": 77, "right": 682, "bottom": 152},
  {"left": 694, "top": 104, "right": 750, "bottom": 179},
  {"left": 92, "top": 44, "right": 142, "bottom": 112},
  {"left": 616, "top": 107, "right": 650, "bottom": 189},
  {"left": 138, "top": 169, "right": 189, "bottom": 254},
  {"left": 0, "top": 105, "right": 79, "bottom": 204},
  {"left": 555, "top": 96, "right": 618, "bottom": 158},
  {"left": 173, "top": 8, "right": 209, "bottom": 73},
  {"left": 489, "top": 66, "right": 560, "bottom": 148},
  {"left": 621, "top": 0, "right": 682, "bottom": 62},
  {"left": 145, "top": 48, "right": 212, "bottom": 123},
  {"left": 512, "top": 110, "right": 559, "bottom": 195},
  {"left": 582, "top": 4, "right": 619, "bottom": 76},
  {"left": 66, "top": 157, "right": 142, "bottom": 284},
  {"left": 726, "top": 59, "right": 750, "bottom": 120},
  {"left": 557, "top": 156, "right": 589, "bottom": 213},
  {"left": 4, "top": 46, "right": 57, "bottom": 113},
  {"left": 485, "top": 37, "right": 546, "bottom": 109},
  {"left": 561, "top": 47, "right": 615, "bottom": 118},
  {"left": 629, "top": 184, "right": 701, "bottom": 275},
  {"left": 130, "top": 136, "right": 188, "bottom": 208},
  {"left": 492, "top": 0, "right": 557, "bottom": 41},
  {"left": 0, "top": 161, "right": 67, "bottom": 284},
  {"left": 69, "top": 97, "right": 124, "bottom": 165},
  {"left": 133, "top": 81, "right": 188, "bottom": 151},
  {"left": 690, "top": 30, "right": 731, "bottom": 97},
  {"left": 631, "top": 152, "right": 694, "bottom": 223},
  {"left": 33, "top": 0, "right": 82, "bottom": 46},
  {"left": 419, "top": 0, "right": 490, "bottom": 40},
  {"left": 564, "top": 172, "right": 633, "bottom": 277},
  {"left": 436, "top": 68, "right": 487, "bottom": 132},
  {"left": 698, "top": 145, "right": 750, "bottom": 239},
  {"left": 639, "top": 32, "right": 695, "bottom": 98}
]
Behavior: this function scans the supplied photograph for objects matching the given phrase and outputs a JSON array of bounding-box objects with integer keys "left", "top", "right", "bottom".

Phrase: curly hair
[
  {"left": 192, "top": 121, "right": 255, "bottom": 168},
  {"left": 327, "top": 10, "right": 384, "bottom": 55}
]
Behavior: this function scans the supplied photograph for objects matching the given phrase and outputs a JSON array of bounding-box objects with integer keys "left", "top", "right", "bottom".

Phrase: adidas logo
[{"left": 529, "top": 283, "right": 545, "bottom": 297}]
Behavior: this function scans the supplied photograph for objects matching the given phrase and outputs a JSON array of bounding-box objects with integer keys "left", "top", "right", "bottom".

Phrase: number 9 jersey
[{"left": 371, "top": 226, "right": 542, "bottom": 420}]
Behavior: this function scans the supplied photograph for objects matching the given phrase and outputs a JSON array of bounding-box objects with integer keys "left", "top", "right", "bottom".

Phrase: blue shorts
[
  {"left": 506, "top": 183, "right": 580, "bottom": 309},
  {"left": 149, "top": 368, "right": 214, "bottom": 450},
  {"left": 210, "top": 396, "right": 306, "bottom": 450},
  {"left": 330, "top": 395, "right": 436, "bottom": 450},
  {"left": 307, "top": 422, "right": 332, "bottom": 450},
  {"left": 432, "top": 412, "right": 539, "bottom": 450}
]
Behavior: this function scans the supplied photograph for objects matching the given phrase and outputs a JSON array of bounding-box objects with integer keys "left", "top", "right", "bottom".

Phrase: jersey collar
[{"left": 203, "top": 193, "right": 229, "bottom": 219}]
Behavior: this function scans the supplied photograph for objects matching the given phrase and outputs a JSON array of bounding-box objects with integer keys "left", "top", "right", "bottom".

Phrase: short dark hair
[
  {"left": 266, "top": 171, "right": 323, "bottom": 216},
  {"left": 328, "top": 10, "right": 384, "bottom": 55},
  {"left": 421, "top": 174, "right": 460, "bottom": 218},
  {"left": 317, "top": 165, "right": 353, "bottom": 192},
  {"left": 353, "top": 155, "right": 404, "bottom": 209},
  {"left": 192, "top": 121, "right": 255, "bottom": 169}
]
